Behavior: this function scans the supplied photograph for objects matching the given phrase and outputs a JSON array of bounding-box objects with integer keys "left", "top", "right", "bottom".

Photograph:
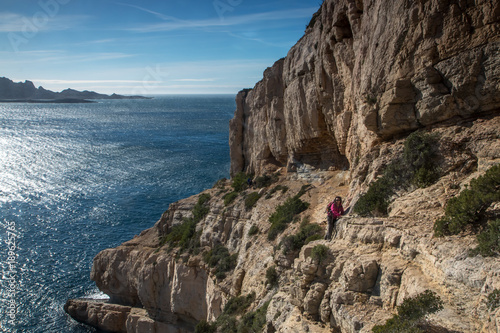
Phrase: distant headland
[{"left": 0, "top": 77, "right": 151, "bottom": 103}]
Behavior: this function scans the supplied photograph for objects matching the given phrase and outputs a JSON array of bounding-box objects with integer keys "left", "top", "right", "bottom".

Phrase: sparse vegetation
[
  {"left": 254, "top": 174, "right": 278, "bottom": 188},
  {"left": 232, "top": 172, "right": 252, "bottom": 192},
  {"left": 159, "top": 193, "right": 211, "bottom": 254},
  {"left": 224, "top": 191, "right": 239, "bottom": 206},
  {"left": 203, "top": 244, "right": 237, "bottom": 280},
  {"left": 268, "top": 185, "right": 311, "bottom": 240},
  {"left": 248, "top": 225, "right": 259, "bottom": 236},
  {"left": 280, "top": 218, "right": 322, "bottom": 255},
  {"left": 265, "top": 266, "right": 279, "bottom": 288},
  {"left": 354, "top": 131, "right": 439, "bottom": 216},
  {"left": 372, "top": 290, "right": 443, "bottom": 333},
  {"left": 245, "top": 192, "right": 261, "bottom": 210},
  {"left": 223, "top": 293, "right": 256, "bottom": 316},
  {"left": 473, "top": 219, "right": 500, "bottom": 257},
  {"left": 265, "top": 184, "right": 288, "bottom": 199},
  {"left": 487, "top": 289, "right": 500, "bottom": 311},
  {"left": 434, "top": 164, "right": 500, "bottom": 239},
  {"left": 197, "top": 293, "right": 269, "bottom": 333},
  {"left": 364, "top": 94, "right": 377, "bottom": 105},
  {"left": 311, "top": 244, "right": 329, "bottom": 263}
]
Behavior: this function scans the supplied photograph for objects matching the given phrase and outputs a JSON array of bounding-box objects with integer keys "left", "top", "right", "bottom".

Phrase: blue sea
[{"left": 0, "top": 95, "right": 235, "bottom": 332}]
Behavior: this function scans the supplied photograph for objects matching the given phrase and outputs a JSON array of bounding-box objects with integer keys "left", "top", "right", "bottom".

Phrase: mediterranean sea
[{"left": 0, "top": 95, "right": 235, "bottom": 332}]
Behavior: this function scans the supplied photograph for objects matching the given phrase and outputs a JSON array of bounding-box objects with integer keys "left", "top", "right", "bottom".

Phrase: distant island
[{"left": 0, "top": 77, "right": 151, "bottom": 103}]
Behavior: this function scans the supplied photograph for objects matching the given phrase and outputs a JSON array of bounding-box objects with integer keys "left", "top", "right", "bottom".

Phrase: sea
[{"left": 0, "top": 95, "right": 235, "bottom": 332}]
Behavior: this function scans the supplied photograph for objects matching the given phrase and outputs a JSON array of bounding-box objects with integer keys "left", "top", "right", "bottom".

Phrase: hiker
[{"left": 325, "top": 196, "right": 344, "bottom": 240}]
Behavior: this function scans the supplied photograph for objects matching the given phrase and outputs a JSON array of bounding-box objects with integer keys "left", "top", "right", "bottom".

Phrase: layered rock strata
[{"left": 229, "top": 0, "right": 500, "bottom": 176}]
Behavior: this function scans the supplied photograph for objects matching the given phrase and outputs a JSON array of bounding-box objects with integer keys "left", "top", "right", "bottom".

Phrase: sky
[{"left": 0, "top": 0, "right": 322, "bottom": 95}]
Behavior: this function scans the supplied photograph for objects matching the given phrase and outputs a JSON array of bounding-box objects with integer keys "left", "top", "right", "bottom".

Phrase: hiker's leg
[
  {"left": 332, "top": 218, "right": 338, "bottom": 238},
  {"left": 325, "top": 215, "right": 333, "bottom": 239}
]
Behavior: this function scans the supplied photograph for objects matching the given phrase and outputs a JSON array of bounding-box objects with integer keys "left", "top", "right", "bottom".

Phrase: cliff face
[
  {"left": 65, "top": 0, "right": 500, "bottom": 332},
  {"left": 229, "top": 0, "right": 500, "bottom": 176}
]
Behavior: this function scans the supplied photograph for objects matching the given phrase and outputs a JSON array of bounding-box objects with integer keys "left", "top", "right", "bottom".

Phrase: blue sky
[{"left": 0, "top": 0, "right": 322, "bottom": 95}]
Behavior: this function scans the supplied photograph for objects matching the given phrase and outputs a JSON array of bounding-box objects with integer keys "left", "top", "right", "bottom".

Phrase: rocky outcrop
[
  {"left": 229, "top": 0, "right": 500, "bottom": 176},
  {"left": 65, "top": 0, "right": 500, "bottom": 332}
]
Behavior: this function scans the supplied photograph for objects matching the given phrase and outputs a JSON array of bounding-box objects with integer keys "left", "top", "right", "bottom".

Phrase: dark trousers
[{"left": 325, "top": 215, "right": 337, "bottom": 240}]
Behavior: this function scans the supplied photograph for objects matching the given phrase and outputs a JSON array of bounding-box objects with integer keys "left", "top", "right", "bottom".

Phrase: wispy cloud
[
  {"left": 0, "top": 12, "right": 90, "bottom": 32},
  {"left": 172, "top": 78, "right": 216, "bottom": 82},
  {"left": 122, "top": 7, "right": 318, "bottom": 33}
]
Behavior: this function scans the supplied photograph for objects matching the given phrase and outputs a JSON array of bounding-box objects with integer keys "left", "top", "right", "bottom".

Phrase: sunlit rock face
[
  {"left": 66, "top": 0, "right": 500, "bottom": 332},
  {"left": 230, "top": 0, "right": 500, "bottom": 176}
]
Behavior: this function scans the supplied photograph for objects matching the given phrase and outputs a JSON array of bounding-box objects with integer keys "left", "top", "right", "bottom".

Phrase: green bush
[
  {"left": 281, "top": 220, "right": 322, "bottom": 254},
  {"left": 223, "top": 293, "right": 256, "bottom": 316},
  {"left": 254, "top": 174, "right": 277, "bottom": 188},
  {"left": 403, "top": 131, "right": 439, "bottom": 187},
  {"left": 265, "top": 185, "right": 288, "bottom": 199},
  {"left": 160, "top": 194, "right": 210, "bottom": 253},
  {"left": 355, "top": 131, "right": 439, "bottom": 217},
  {"left": 238, "top": 300, "right": 270, "bottom": 333},
  {"left": 434, "top": 164, "right": 500, "bottom": 237},
  {"left": 203, "top": 245, "right": 237, "bottom": 280},
  {"left": 372, "top": 290, "right": 443, "bottom": 333},
  {"left": 232, "top": 172, "right": 252, "bottom": 192},
  {"left": 245, "top": 192, "right": 261, "bottom": 210},
  {"left": 224, "top": 191, "right": 239, "bottom": 206},
  {"left": 248, "top": 225, "right": 259, "bottom": 236},
  {"left": 195, "top": 320, "right": 216, "bottom": 333},
  {"left": 266, "top": 266, "right": 279, "bottom": 288},
  {"left": 474, "top": 219, "right": 500, "bottom": 257},
  {"left": 487, "top": 289, "right": 500, "bottom": 311},
  {"left": 311, "top": 244, "right": 329, "bottom": 263},
  {"left": 268, "top": 190, "right": 310, "bottom": 240}
]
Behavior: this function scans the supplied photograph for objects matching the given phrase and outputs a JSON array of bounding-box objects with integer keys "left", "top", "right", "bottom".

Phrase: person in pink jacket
[{"left": 325, "top": 196, "right": 344, "bottom": 240}]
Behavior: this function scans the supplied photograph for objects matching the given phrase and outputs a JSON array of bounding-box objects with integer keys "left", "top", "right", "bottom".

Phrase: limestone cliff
[
  {"left": 65, "top": 0, "right": 500, "bottom": 332},
  {"left": 229, "top": 0, "right": 500, "bottom": 176}
]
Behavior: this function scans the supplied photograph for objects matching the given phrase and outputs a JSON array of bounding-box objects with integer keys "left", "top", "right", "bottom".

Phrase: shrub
[
  {"left": 372, "top": 290, "right": 443, "bottom": 333},
  {"left": 311, "top": 244, "right": 329, "bottom": 263},
  {"left": 265, "top": 185, "right": 288, "bottom": 199},
  {"left": 224, "top": 191, "right": 239, "bottom": 206},
  {"left": 266, "top": 266, "right": 279, "bottom": 288},
  {"left": 203, "top": 245, "right": 237, "bottom": 280},
  {"left": 195, "top": 320, "right": 216, "bottom": 333},
  {"left": 254, "top": 174, "right": 277, "bottom": 188},
  {"left": 487, "top": 289, "right": 500, "bottom": 311},
  {"left": 213, "top": 178, "right": 227, "bottom": 189},
  {"left": 268, "top": 191, "right": 310, "bottom": 240},
  {"left": 245, "top": 192, "right": 261, "bottom": 210},
  {"left": 474, "top": 219, "right": 500, "bottom": 257},
  {"left": 403, "top": 131, "right": 439, "bottom": 187},
  {"left": 248, "top": 225, "right": 259, "bottom": 236},
  {"left": 223, "top": 293, "right": 256, "bottom": 316},
  {"left": 232, "top": 172, "right": 252, "bottom": 192},
  {"left": 238, "top": 300, "right": 270, "bottom": 333},
  {"left": 160, "top": 194, "right": 210, "bottom": 253},
  {"left": 434, "top": 164, "right": 500, "bottom": 237},
  {"left": 193, "top": 193, "right": 211, "bottom": 221},
  {"left": 355, "top": 131, "right": 439, "bottom": 217},
  {"left": 281, "top": 220, "right": 322, "bottom": 255}
]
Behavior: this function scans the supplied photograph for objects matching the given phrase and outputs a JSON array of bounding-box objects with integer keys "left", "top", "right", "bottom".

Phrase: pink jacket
[{"left": 328, "top": 202, "right": 344, "bottom": 218}]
